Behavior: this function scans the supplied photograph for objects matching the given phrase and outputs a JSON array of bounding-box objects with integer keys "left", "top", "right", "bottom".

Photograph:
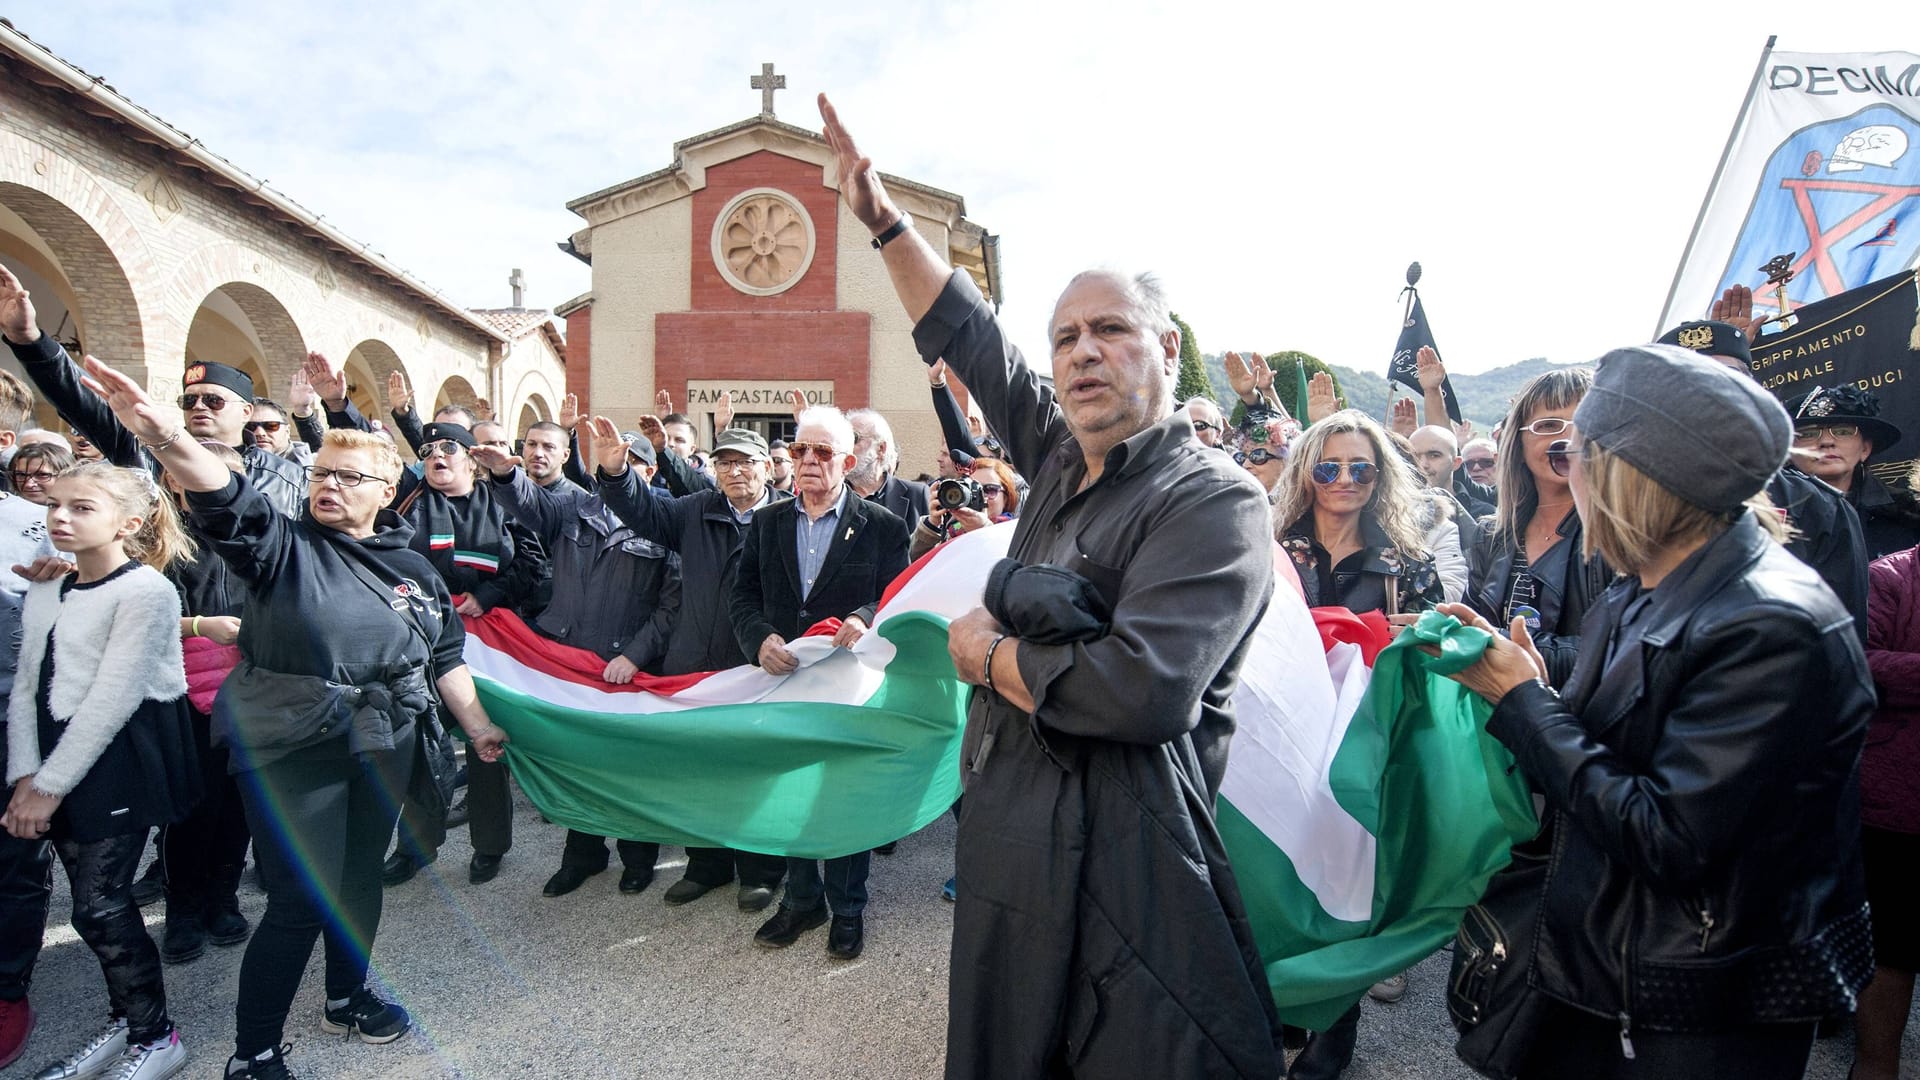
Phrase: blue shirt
[{"left": 794, "top": 485, "right": 850, "bottom": 601}]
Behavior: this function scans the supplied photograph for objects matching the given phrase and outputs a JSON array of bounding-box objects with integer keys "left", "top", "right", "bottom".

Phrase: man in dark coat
[
  {"left": 596, "top": 422, "right": 791, "bottom": 911},
  {"left": 847, "top": 407, "right": 929, "bottom": 531},
  {"left": 729, "top": 406, "right": 909, "bottom": 961},
  {"left": 821, "top": 96, "right": 1284, "bottom": 1079}
]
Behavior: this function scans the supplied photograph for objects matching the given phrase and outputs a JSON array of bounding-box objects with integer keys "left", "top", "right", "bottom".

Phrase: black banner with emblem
[{"left": 1749, "top": 269, "right": 1920, "bottom": 483}]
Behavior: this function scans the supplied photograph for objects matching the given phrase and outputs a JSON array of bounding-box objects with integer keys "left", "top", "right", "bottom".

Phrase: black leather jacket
[
  {"left": 1467, "top": 510, "right": 1613, "bottom": 688},
  {"left": 1489, "top": 513, "right": 1873, "bottom": 1036}
]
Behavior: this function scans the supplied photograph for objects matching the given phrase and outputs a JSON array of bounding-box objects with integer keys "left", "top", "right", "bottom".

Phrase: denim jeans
[{"left": 781, "top": 852, "right": 871, "bottom": 917}]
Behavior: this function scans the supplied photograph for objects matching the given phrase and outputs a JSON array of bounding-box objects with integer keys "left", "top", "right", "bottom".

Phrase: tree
[
  {"left": 1170, "top": 312, "right": 1215, "bottom": 403},
  {"left": 1229, "top": 350, "right": 1345, "bottom": 426}
]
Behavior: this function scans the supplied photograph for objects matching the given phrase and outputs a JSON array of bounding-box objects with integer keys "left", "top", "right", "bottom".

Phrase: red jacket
[{"left": 1864, "top": 545, "right": 1920, "bottom": 833}]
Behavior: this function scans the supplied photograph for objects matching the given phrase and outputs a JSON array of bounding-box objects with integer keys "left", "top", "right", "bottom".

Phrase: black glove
[{"left": 982, "top": 558, "right": 1112, "bottom": 646}]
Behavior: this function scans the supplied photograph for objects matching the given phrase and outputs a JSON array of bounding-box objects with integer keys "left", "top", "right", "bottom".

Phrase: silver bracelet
[
  {"left": 982, "top": 634, "right": 1007, "bottom": 692},
  {"left": 140, "top": 428, "right": 185, "bottom": 453}
]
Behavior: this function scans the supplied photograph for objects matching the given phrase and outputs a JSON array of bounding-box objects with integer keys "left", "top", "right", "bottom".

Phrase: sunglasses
[
  {"left": 1233, "top": 448, "right": 1282, "bottom": 467},
  {"left": 422, "top": 440, "right": 468, "bottom": 458},
  {"left": 1310, "top": 461, "right": 1378, "bottom": 486},
  {"left": 243, "top": 420, "right": 285, "bottom": 434},
  {"left": 1546, "top": 439, "right": 1587, "bottom": 478},
  {"left": 1463, "top": 457, "right": 1495, "bottom": 471},
  {"left": 979, "top": 483, "right": 1005, "bottom": 496},
  {"left": 304, "top": 466, "right": 389, "bottom": 488},
  {"left": 1518, "top": 417, "right": 1573, "bottom": 437},
  {"left": 787, "top": 441, "right": 843, "bottom": 462},
  {"left": 1792, "top": 424, "right": 1859, "bottom": 443},
  {"left": 179, "top": 393, "right": 235, "bottom": 412},
  {"left": 9, "top": 470, "right": 55, "bottom": 487}
]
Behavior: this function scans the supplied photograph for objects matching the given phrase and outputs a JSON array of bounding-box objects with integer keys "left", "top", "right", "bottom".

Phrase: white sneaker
[
  {"left": 1368, "top": 972, "right": 1409, "bottom": 1004},
  {"left": 98, "top": 1030, "right": 186, "bottom": 1080},
  {"left": 31, "top": 1018, "right": 127, "bottom": 1080}
]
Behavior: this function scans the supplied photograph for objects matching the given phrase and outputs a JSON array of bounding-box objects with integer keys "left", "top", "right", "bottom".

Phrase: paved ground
[{"left": 9, "top": 788, "right": 1914, "bottom": 1078}]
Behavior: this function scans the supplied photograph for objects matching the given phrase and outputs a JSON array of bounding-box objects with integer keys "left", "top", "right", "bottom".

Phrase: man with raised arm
[{"left": 818, "top": 96, "right": 1283, "bottom": 1078}]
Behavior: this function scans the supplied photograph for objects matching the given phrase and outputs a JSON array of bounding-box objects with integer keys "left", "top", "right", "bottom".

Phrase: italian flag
[{"left": 464, "top": 523, "right": 1533, "bottom": 1027}]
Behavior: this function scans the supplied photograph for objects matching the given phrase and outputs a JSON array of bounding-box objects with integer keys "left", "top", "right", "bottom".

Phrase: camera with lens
[{"left": 934, "top": 477, "right": 986, "bottom": 513}]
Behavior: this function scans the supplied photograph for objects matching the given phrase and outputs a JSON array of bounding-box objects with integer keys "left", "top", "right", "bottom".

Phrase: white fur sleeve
[
  {"left": 29, "top": 576, "right": 184, "bottom": 797},
  {"left": 3, "top": 583, "right": 55, "bottom": 786}
]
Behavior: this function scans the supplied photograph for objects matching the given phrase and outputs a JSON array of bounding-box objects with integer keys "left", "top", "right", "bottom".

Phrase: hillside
[{"left": 1201, "top": 352, "right": 1579, "bottom": 434}]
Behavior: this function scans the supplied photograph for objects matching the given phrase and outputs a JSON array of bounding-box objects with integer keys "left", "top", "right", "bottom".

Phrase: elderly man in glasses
[
  {"left": 820, "top": 96, "right": 1282, "bottom": 1077},
  {"left": 729, "top": 405, "right": 910, "bottom": 960},
  {"left": 1184, "top": 396, "right": 1227, "bottom": 449}
]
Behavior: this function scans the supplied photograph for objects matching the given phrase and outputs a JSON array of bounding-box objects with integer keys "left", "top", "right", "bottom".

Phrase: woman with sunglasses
[
  {"left": 909, "top": 457, "right": 1021, "bottom": 560},
  {"left": 1272, "top": 410, "right": 1443, "bottom": 616},
  {"left": 7, "top": 442, "right": 73, "bottom": 507},
  {"left": 1466, "top": 368, "right": 1612, "bottom": 688},
  {"left": 1438, "top": 345, "right": 1872, "bottom": 1078},
  {"left": 378, "top": 421, "right": 544, "bottom": 888}
]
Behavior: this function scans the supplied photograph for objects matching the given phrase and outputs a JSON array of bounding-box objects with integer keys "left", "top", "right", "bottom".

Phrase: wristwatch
[{"left": 871, "top": 213, "right": 913, "bottom": 250}]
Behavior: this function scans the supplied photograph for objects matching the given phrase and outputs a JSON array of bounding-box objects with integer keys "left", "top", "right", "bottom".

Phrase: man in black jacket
[
  {"left": 847, "top": 408, "right": 928, "bottom": 531},
  {"left": 730, "top": 406, "right": 909, "bottom": 960},
  {"left": 594, "top": 421, "right": 790, "bottom": 911}
]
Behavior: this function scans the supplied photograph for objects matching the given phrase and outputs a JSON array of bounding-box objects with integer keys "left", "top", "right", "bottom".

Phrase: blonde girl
[{"left": 4, "top": 462, "right": 198, "bottom": 1080}]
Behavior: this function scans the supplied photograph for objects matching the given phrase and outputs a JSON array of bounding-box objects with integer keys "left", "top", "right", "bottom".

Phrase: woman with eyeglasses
[
  {"left": 1783, "top": 385, "right": 1920, "bottom": 562},
  {"left": 7, "top": 442, "right": 73, "bottom": 507},
  {"left": 77, "top": 356, "right": 509, "bottom": 1079},
  {"left": 1438, "top": 345, "right": 1872, "bottom": 1078},
  {"left": 1466, "top": 368, "right": 1612, "bottom": 688},
  {"left": 1272, "top": 410, "right": 1443, "bottom": 616}
]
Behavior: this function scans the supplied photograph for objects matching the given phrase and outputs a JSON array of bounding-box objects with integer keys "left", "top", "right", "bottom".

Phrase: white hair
[
  {"left": 1057, "top": 268, "right": 1176, "bottom": 338},
  {"left": 1184, "top": 397, "right": 1223, "bottom": 418},
  {"left": 16, "top": 428, "right": 70, "bottom": 450},
  {"left": 1462, "top": 437, "right": 1497, "bottom": 457},
  {"left": 845, "top": 407, "right": 898, "bottom": 472},
  {"left": 795, "top": 406, "right": 857, "bottom": 453}
]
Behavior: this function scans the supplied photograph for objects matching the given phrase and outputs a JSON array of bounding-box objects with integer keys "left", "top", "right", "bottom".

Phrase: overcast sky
[{"left": 12, "top": 1, "right": 1904, "bottom": 374}]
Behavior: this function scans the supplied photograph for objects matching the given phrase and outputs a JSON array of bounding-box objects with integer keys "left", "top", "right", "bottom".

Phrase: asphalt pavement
[{"left": 8, "top": 789, "right": 1909, "bottom": 1078}]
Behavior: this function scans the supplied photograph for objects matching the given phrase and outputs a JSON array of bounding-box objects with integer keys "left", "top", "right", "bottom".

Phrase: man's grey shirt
[{"left": 912, "top": 270, "right": 1274, "bottom": 799}]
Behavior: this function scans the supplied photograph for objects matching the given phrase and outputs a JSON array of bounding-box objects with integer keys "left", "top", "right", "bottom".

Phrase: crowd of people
[{"left": 0, "top": 90, "right": 1910, "bottom": 1080}]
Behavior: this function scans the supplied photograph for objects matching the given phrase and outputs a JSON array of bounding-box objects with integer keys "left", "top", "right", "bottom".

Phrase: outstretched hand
[
  {"left": 1390, "top": 397, "right": 1418, "bottom": 437},
  {"left": 0, "top": 264, "right": 39, "bottom": 344},
  {"left": 1710, "top": 283, "right": 1769, "bottom": 341},
  {"left": 1416, "top": 346, "right": 1447, "bottom": 393},
  {"left": 587, "top": 415, "right": 629, "bottom": 474},
  {"left": 789, "top": 387, "right": 808, "bottom": 421},
  {"left": 714, "top": 391, "right": 735, "bottom": 432},
  {"left": 387, "top": 370, "right": 413, "bottom": 414},
  {"left": 655, "top": 389, "right": 673, "bottom": 416},
  {"left": 78, "top": 354, "right": 174, "bottom": 445},
  {"left": 1306, "top": 371, "right": 1338, "bottom": 425},
  {"left": 287, "top": 367, "right": 316, "bottom": 416},
  {"left": 634, "top": 415, "right": 667, "bottom": 452},
  {"left": 819, "top": 93, "right": 900, "bottom": 234},
  {"left": 558, "top": 392, "right": 579, "bottom": 431},
  {"left": 302, "top": 352, "right": 347, "bottom": 407},
  {"left": 469, "top": 444, "right": 522, "bottom": 479}
]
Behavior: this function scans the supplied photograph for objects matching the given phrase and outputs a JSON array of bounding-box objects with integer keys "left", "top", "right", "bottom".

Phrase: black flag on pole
[{"left": 1388, "top": 289, "right": 1463, "bottom": 424}]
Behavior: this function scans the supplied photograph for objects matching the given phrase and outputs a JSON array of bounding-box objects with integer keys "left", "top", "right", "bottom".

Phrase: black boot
[
  {"left": 160, "top": 893, "right": 208, "bottom": 964},
  {"left": 206, "top": 863, "right": 250, "bottom": 946}
]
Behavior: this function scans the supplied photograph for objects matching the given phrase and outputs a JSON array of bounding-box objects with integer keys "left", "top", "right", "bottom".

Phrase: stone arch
[
  {"left": 0, "top": 180, "right": 147, "bottom": 374},
  {"left": 433, "top": 374, "right": 484, "bottom": 419},
  {"left": 162, "top": 243, "right": 314, "bottom": 401},
  {"left": 342, "top": 338, "right": 408, "bottom": 428},
  {"left": 515, "top": 394, "right": 551, "bottom": 436},
  {"left": 185, "top": 281, "right": 306, "bottom": 399}
]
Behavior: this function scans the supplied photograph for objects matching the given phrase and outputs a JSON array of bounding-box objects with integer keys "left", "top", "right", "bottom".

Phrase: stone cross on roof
[{"left": 751, "top": 62, "right": 785, "bottom": 118}]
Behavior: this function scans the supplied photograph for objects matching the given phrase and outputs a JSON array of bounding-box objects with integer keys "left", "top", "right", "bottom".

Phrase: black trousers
[
  {"left": 1522, "top": 1002, "right": 1816, "bottom": 1079},
  {"left": 160, "top": 710, "right": 250, "bottom": 907},
  {"left": 394, "top": 750, "right": 512, "bottom": 860},
  {"left": 682, "top": 847, "right": 786, "bottom": 889},
  {"left": 0, "top": 827, "right": 51, "bottom": 1003},
  {"left": 51, "top": 830, "right": 171, "bottom": 1044},
  {"left": 233, "top": 743, "right": 408, "bottom": 1057},
  {"left": 561, "top": 831, "right": 657, "bottom": 876}
]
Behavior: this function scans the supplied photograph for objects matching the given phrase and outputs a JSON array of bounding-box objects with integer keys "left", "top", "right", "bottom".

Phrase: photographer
[{"left": 909, "top": 457, "right": 1019, "bottom": 560}]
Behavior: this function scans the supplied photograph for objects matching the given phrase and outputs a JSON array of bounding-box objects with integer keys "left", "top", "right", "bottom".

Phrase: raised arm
[
  {"left": 387, "top": 370, "right": 426, "bottom": 456},
  {"left": 287, "top": 368, "right": 327, "bottom": 450},
  {"left": 928, "top": 361, "right": 981, "bottom": 459},
  {"left": 588, "top": 415, "right": 690, "bottom": 550},
  {"left": 0, "top": 265, "right": 144, "bottom": 466},
  {"left": 305, "top": 352, "right": 373, "bottom": 434},
  {"left": 472, "top": 443, "right": 574, "bottom": 545},
  {"left": 820, "top": 94, "right": 951, "bottom": 323}
]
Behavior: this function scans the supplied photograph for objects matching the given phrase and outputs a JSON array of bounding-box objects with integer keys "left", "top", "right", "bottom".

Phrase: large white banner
[{"left": 1660, "top": 51, "right": 1920, "bottom": 331}]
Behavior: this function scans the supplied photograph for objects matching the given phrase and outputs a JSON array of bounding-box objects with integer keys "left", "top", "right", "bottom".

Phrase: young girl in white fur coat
[{"left": 4, "top": 461, "right": 199, "bottom": 1080}]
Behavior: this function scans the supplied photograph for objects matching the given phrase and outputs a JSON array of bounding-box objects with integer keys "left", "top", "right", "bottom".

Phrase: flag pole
[{"left": 1654, "top": 35, "right": 1777, "bottom": 334}]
